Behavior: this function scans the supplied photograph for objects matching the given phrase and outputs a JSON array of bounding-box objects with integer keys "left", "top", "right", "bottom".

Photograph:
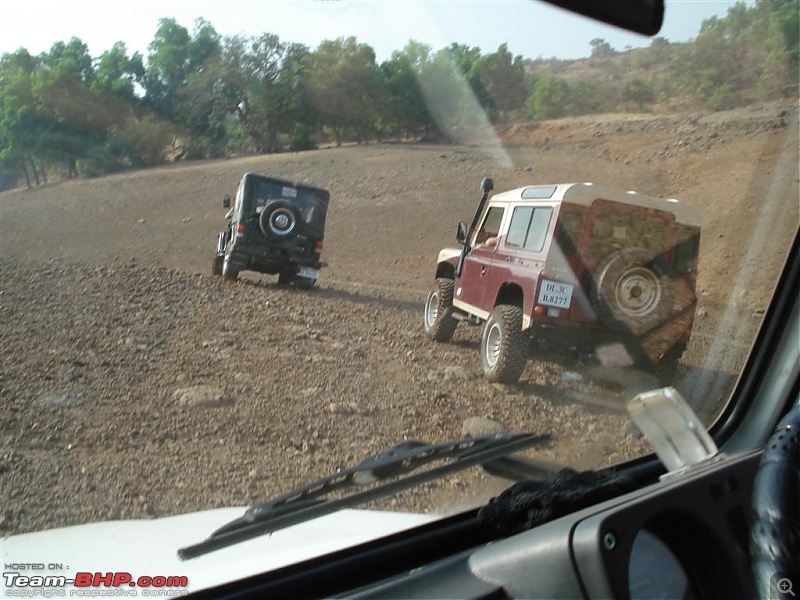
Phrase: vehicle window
[
  {"left": 475, "top": 206, "right": 505, "bottom": 245},
  {"left": 589, "top": 206, "right": 668, "bottom": 265},
  {"left": 506, "top": 206, "right": 533, "bottom": 247},
  {"left": 523, "top": 207, "right": 553, "bottom": 252},
  {"left": 557, "top": 209, "right": 584, "bottom": 255},
  {"left": 505, "top": 206, "right": 553, "bottom": 253}
]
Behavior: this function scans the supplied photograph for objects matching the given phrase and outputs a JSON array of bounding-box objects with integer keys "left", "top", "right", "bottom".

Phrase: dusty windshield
[{"left": 1, "top": 0, "right": 797, "bottom": 550}]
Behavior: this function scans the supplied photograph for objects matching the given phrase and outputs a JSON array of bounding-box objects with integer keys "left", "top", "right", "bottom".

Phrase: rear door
[{"left": 498, "top": 204, "right": 558, "bottom": 317}]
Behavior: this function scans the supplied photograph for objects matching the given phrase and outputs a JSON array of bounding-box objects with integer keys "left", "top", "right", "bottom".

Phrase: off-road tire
[
  {"left": 592, "top": 248, "right": 675, "bottom": 335},
  {"left": 222, "top": 254, "right": 239, "bottom": 282},
  {"left": 424, "top": 278, "right": 457, "bottom": 342},
  {"left": 480, "top": 304, "right": 527, "bottom": 383}
]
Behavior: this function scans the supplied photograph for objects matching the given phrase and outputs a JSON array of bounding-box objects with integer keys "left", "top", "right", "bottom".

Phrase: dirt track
[{"left": 1, "top": 104, "right": 797, "bottom": 535}]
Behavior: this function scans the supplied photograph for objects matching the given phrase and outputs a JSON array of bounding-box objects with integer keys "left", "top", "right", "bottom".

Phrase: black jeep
[{"left": 213, "top": 173, "right": 330, "bottom": 287}]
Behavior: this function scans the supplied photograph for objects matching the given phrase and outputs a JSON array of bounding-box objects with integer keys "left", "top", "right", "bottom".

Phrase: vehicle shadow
[
  {"left": 238, "top": 274, "right": 425, "bottom": 312},
  {"left": 451, "top": 331, "right": 737, "bottom": 421}
]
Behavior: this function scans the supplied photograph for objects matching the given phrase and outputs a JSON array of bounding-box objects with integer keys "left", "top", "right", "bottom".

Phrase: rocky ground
[{"left": 1, "top": 104, "right": 797, "bottom": 535}]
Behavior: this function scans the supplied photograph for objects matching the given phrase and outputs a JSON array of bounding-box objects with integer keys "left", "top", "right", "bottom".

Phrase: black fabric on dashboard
[{"left": 477, "top": 468, "right": 636, "bottom": 534}]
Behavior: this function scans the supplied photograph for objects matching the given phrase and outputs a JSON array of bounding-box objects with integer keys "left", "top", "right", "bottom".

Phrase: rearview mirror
[
  {"left": 222, "top": 194, "right": 231, "bottom": 208},
  {"left": 541, "top": 0, "right": 664, "bottom": 36},
  {"left": 456, "top": 221, "right": 468, "bottom": 244}
]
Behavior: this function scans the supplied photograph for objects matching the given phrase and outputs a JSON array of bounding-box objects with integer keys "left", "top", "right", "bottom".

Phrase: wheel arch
[
  {"left": 493, "top": 282, "right": 524, "bottom": 310},
  {"left": 435, "top": 261, "right": 455, "bottom": 280}
]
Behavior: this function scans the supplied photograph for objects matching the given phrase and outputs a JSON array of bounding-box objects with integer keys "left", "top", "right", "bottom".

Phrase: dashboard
[{"left": 342, "top": 449, "right": 760, "bottom": 599}]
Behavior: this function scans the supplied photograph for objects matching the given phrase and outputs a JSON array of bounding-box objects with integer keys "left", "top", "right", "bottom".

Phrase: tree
[
  {"left": 590, "top": 38, "right": 616, "bottom": 58},
  {"left": 620, "top": 78, "right": 655, "bottom": 111},
  {"left": 0, "top": 49, "right": 42, "bottom": 187},
  {"left": 476, "top": 44, "right": 528, "bottom": 115},
  {"left": 144, "top": 18, "right": 220, "bottom": 131},
  {"left": 93, "top": 42, "right": 145, "bottom": 101},
  {"left": 527, "top": 73, "right": 568, "bottom": 119},
  {"left": 378, "top": 42, "right": 435, "bottom": 139},
  {"left": 308, "top": 37, "right": 379, "bottom": 146}
]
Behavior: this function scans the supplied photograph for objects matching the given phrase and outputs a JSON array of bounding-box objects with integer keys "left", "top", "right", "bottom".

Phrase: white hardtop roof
[{"left": 490, "top": 182, "right": 701, "bottom": 227}]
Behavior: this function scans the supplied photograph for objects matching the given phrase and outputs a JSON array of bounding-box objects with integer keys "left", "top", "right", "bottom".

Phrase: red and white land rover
[{"left": 424, "top": 179, "right": 701, "bottom": 383}]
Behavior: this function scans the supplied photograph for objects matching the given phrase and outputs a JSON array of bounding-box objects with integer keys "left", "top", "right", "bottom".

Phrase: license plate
[
  {"left": 297, "top": 267, "right": 320, "bottom": 280},
  {"left": 538, "top": 279, "right": 573, "bottom": 309}
]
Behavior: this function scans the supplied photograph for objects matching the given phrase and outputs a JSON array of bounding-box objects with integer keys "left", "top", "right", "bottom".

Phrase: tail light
[
  {"left": 315, "top": 240, "right": 324, "bottom": 251},
  {"left": 236, "top": 224, "right": 245, "bottom": 235}
]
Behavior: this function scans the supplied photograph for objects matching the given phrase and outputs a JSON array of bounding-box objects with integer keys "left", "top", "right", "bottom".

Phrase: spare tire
[
  {"left": 591, "top": 248, "right": 675, "bottom": 335},
  {"left": 259, "top": 201, "right": 301, "bottom": 239}
]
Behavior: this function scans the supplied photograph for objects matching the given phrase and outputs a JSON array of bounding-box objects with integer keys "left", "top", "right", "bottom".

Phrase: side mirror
[
  {"left": 456, "top": 220, "right": 468, "bottom": 244},
  {"left": 222, "top": 194, "right": 231, "bottom": 208}
]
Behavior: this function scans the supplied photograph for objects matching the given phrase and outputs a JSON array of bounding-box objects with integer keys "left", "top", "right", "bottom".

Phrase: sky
[{"left": 0, "top": 1, "right": 745, "bottom": 62}]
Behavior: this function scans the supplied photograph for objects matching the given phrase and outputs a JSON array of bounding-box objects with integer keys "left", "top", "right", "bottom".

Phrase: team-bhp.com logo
[{"left": 3, "top": 566, "right": 189, "bottom": 597}]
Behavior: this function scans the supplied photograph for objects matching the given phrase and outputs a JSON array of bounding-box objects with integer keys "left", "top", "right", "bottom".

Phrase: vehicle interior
[{"left": 2, "top": 1, "right": 797, "bottom": 599}]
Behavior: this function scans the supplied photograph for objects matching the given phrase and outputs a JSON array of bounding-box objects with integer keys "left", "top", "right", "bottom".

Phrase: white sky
[{"left": 1, "top": 1, "right": 744, "bottom": 62}]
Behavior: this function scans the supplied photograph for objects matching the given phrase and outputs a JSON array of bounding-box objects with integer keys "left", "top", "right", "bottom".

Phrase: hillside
[{"left": 1, "top": 104, "right": 797, "bottom": 535}]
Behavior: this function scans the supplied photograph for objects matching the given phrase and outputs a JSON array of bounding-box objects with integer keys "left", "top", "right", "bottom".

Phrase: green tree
[
  {"left": 527, "top": 73, "right": 568, "bottom": 119},
  {"left": 308, "top": 37, "right": 379, "bottom": 146},
  {"left": 145, "top": 17, "right": 221, "bottom": 152},
  {"left": 476, "top": 43, "right": 528, "bottom": 115},
  {"left": 0, "top": 49, "right": 42, "bottom": 187},
  {"left": 620, "top": 78, "right": 655, "bottom": 111},
  {"left": 93, "top": 42, "right": 145, "bottom": 101},
  {"left": 378, "top": 42, "right": 435, "bottom": 139}
]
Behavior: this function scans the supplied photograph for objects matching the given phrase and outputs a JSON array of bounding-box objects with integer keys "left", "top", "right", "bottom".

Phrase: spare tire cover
[
  {"left": 591, "top": 248, "right": 675, "bottom": 335},
  {"left": 260, "top": 201, "right": 301, "bottom": 239}
]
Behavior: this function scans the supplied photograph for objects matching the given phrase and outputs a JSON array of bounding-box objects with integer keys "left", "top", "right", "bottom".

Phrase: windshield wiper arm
[{"left": 178, "top": 431, "right": 550, "bottom": 559}]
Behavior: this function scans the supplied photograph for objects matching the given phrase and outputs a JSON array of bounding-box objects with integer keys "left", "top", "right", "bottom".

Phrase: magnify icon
[{"left": 778, "top": 578, "right": 795, "bottom": 597}]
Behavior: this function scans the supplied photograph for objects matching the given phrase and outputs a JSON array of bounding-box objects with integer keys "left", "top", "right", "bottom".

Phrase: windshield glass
[{"left": 1, "top": 0, "right": 797, "bottom": 587}]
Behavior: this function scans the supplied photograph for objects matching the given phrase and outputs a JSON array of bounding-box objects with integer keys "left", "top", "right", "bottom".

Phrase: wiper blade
[{"left": 178, "top": 431, "right": 550, "bottom": 559}]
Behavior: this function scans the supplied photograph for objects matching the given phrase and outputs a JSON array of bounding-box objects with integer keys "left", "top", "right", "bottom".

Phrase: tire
[
  {"left": 277, "top": 269, "right": 293, "bottom": 285},
  {"left": 480, "top": 304, "right": 527, "bottom": 383},
  {"left": 259, "top": 201, "right": 301, "bottom": 239},
  {"left": 591, "top": 248, "right": 675, "bottom": 335},
  {"left": 222, "top": 253, "right": 239, "bottom": 282},
  {"left": 424, "top": 278, "right": 457, "bottom": 342},
  {"left": 212, "top": 254, "right": 223, "bottom": 276},
  {"left": 294, "top": 277, "right": 316, "bottom": 290}
]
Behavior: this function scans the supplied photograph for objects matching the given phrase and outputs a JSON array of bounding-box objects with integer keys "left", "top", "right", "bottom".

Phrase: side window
[
  {"left": 475, "top": 206, "right": 505, "bottom": 246},
  {"left": 504, "top": 206, "right": 553, "bottom": 253},
  {"left": 557, "top": 210, "right": 583, "bottom": 255},
  {"left": 506, "top": 207, "right": 533, "bottom": 247},
  {"left": 524, "top": 208, "right": 553, "bottom": 252},
  {"left": 233, "top": 182, "right": 245, "bottom": 220}
]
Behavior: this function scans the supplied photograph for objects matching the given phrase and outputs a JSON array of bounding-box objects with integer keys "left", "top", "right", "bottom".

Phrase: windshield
[{"left": 1, "top": 0, "right": 797, "bottom": 591}]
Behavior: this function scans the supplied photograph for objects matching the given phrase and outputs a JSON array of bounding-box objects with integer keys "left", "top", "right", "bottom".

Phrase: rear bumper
[{"left": 226, "top": 243, "right": 321, "bottom": 274}]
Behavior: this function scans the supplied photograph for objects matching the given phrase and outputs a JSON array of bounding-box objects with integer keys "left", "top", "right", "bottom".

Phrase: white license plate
[
  {"left": 538, "top": 279, "right": 573, "bottom": 309},
  {"left": 297, "top": 267, "right": 320, "bottom": 280}
]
